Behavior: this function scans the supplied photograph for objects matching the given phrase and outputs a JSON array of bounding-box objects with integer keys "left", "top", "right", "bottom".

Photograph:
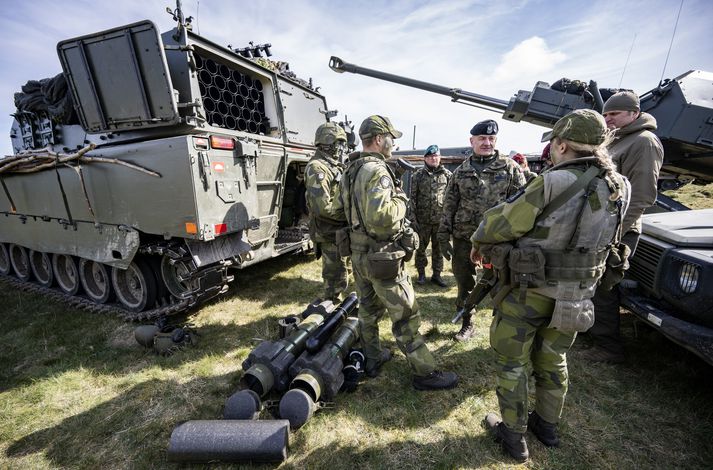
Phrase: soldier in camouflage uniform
[
  {"left": 438, "top": 120, "right": 525, "bottom": 341},
  {"left": 471, "top": 110, "right": 631, "bottom": 462},
  {"left": 305, "top": 122, "right": 351, "bottom": 302},
  {"left": 409, "top": 144, "right": 451, "bottom": 287},
  {"left": 334, "top": 115, "right": 458, "bottom": 391}
]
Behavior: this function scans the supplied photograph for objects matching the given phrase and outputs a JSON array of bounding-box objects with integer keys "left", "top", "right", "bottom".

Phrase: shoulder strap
[
  {"left": 536, "top": 165, "right": 601, "bottom": 221},
  {"left": 343, "top": 158, "right": 371, "bottom": 235}
]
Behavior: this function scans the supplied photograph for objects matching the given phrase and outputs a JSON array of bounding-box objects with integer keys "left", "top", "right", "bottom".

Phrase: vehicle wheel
[
  {"left": 29, "top": 250, "right": 54, "bottom": 287},
  {"left": 79, "top": 259, "right": 113, "bottom": 304},
  {"left": 160, "top": 255, "right": 199, "bottom": 298},
  {"left": 0, "top": 243, "right": 11, "bottom": 275},
  {"left": 111, "top": 258, "right": 158, "bottom": 312},
  {"left": 9, "top": 244, "right": 31, "bottom": 281},
  {"left": 52, "top": 254, "right": 81, "bottom": 295}
]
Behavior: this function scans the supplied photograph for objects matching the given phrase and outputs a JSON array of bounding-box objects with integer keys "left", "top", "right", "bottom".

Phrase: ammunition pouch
[
  {"left": 335, "top": 227, "right": 352, "bottom": 257},
  {"left": 599, "top": 242, "right": 631, "bottom": 291},
  {"left": 548, "top": 298, "right": 595, "bottom": 333},
  {"left": 485, "top": 243, "right": 513, "bottom": 286},
  {"left": 364, "top": 234, "right": 411, "bottom": 280},
  {"left": 509, "top": 247, "right": 547, "bottom": 302}
]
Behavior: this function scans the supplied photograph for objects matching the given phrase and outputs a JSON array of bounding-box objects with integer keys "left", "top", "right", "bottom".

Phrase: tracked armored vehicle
[
  {"left": 0, "top": 7, "right": 337, "bottom": 320},
  {"left": 329, "top": 57, "right": 713, "bottom": 365}
]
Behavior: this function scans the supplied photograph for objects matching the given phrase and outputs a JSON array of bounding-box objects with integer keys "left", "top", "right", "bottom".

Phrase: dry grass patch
[{"left": 1, "top": 253, "right": 712, "bottom": 469}]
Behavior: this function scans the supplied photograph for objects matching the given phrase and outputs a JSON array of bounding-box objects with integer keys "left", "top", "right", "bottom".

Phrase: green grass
[
  {"left": 663, "top": 182, "right": 713, "bottom": 209},
  {"left": 1, "top": 253, "right": 712, "bottom": 469}
]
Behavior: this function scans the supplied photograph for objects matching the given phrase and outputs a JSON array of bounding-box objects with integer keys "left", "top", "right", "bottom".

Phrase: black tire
[
  {"left": 111, "top": 258, "right": 158, "bottom": 312},
  {"left": 52, "top": 254, "right": 81, "bottom": 295},
  {"left": 29, "top": 250, "right": 54, "bottom": 287},
  {"left": 0, "top": 243, "right": 11, "bottom": 275},
  {"left": 9, "top": 244, "right": 31, "bottom": 282},
  {"left": 79, "top": 259, "right": 113, "bottom": 304}
]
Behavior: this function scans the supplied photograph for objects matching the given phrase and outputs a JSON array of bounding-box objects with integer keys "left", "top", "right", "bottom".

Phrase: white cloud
[
  {"left": 493, "top": 37, "right": 567, "bottom": 81},
  {"left": 0, "top": 0, "right": 711, "bottom": 157}
]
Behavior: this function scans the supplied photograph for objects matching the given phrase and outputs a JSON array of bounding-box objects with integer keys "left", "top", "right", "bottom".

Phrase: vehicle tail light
[
  {"left": 214, "top": 223, "right": 227, "bottom": 235},
  {"left": 210, "top": 135, "right": 235, "bottom": 150},
  {"left": 192, "top": 137, "right": 209, "bottom": 149}
]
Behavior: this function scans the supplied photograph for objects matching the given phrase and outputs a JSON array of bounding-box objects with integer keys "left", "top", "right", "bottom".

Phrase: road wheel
[
  {"left": 79, "top": 259, "right": 113, "bottom": 304},
  {"left": 29, "top": 250, "right": 53, "bottom": 287},
  {"left": 52, "top": 254, "right": 81, "bottom": 295},
  {"left": 0, "top": 244, "right": 11, "bottom": 275},
  {"left": 111, "top": 258, "right": 157, "bottom": 312},
  {"left": 9, "top": 244, "right": 31, "bottom": 281}
]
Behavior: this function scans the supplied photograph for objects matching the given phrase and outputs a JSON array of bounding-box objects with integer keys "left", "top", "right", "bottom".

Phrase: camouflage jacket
[
  {"left": 409, "top": 164, "right": 451, "bottom": 225},
  {"left": 438, "top": 151, "right": 525, "bottom": 241},
  {"left": 334, "top": 151, "right": 408, "bottom": 242},
  {"left": 304, "top": 149, "right": 347, "bottom": 242}
]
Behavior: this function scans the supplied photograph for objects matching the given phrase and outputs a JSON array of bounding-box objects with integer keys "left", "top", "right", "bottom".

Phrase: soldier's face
[
  {"left": 603, "top": 110, "right": 638, "bottom": 129},
  {"left": 380, "top": 134, "right": 394, "bottom": 157},
  {"left": 549, "top": 138, "right": 566, "bottom": 164},
  {"left": 424, "top": 153, "right": 441, "bottom": 168},
  {"left": 470, "top": 135, "right": 497, "bottom": 156}
]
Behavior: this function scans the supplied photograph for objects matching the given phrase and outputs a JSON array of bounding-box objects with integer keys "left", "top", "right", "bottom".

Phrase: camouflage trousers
[
  {"left": 415, "top": 223, "right": 444, "bottom": 273},
  {"left": 452, "top": 237, "right": 477, "bottom": 308},
  {"left": 351, "top": 251, "right": 436, "bottom": 376},
  {"left": 319, "top": 241, "right": 351, "bottom": 302},
  {"left": 490, "top": 290, "right": 577, "bottom": 433}
]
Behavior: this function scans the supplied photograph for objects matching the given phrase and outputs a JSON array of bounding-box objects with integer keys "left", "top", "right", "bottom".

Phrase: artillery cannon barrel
[{"left": 329, "top": 56, "right": 509, "bottom": 113}]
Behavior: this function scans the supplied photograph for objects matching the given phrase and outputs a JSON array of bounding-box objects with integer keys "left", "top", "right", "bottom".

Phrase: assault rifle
[{"left": 451, "top": 265, "right": 496, "bottom": 324}]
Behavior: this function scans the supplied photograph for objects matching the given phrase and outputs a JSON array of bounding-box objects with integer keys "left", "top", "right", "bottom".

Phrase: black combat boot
[
  {"left": 416, "top": 269, "right": 427, "bottom": 285},
  {"left": 454, "top": 313, "right": 474, "bottom": 341},
  {"left": 412, "top": 370, "right": 459, "bottom": 391},
  {"left": 430, "top": 271, "right": 447, "bottom": 287},
  {"left": 484, "top": 413, "right": 529, "bottom": 463},
  {"left": 365, "top": 348, "right": 392, "bottom": 378},
  {"left": 527, "top": 411, "right": 560, "bottom": 447}
]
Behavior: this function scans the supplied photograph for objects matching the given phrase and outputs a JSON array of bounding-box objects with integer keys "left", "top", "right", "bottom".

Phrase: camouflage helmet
[
  {"left": 541, "top": 109, "right": 608, "bottom": 145},
  {"left": 315, "top": 122, "right": 347, "bottom": 146}
]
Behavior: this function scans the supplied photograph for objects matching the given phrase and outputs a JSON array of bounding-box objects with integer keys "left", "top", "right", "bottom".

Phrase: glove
[{"left": 440, "top": 239, "right": 453, "bottom": 261}]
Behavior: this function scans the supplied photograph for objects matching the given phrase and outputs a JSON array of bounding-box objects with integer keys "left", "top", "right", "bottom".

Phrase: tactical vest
[
  {"left": 514, "top": 161, "right": 630, "bottom": 302},
  {"left": 341, "top": 154, "right": 416, "bottom": 251}
]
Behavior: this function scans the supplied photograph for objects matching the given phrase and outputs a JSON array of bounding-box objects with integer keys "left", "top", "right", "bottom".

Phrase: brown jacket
[{"left": 609, "top": 112, "right": 664, "bottom": 233}]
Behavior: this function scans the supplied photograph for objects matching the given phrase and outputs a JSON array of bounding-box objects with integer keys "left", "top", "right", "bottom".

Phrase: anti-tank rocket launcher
[
  {"left": 240, "top": 300, "right": 334, "bottom": 397},
  {"left": 281, "top": 315, "right": 360, "bottom": 429},
  {"left": 329, "top": 56, "right": 713, "bottom": 185}
]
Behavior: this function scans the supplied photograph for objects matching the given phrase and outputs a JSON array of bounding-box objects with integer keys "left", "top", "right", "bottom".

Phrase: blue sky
[{"left": 1, "top": 0, "right": 711, "bottom": 156}]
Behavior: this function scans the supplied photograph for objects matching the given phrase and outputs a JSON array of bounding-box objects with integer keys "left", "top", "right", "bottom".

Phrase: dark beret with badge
[{"left": 470, "top": 119, "right": 499, "bottom": 136}]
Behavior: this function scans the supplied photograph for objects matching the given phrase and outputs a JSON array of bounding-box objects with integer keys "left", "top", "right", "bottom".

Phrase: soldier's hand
[
  {"left": 440, "top": 240, "right": 453, "bottom": 261},
  {"left": 470, "top": 248, "right": 482, "bottom": 267}
]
